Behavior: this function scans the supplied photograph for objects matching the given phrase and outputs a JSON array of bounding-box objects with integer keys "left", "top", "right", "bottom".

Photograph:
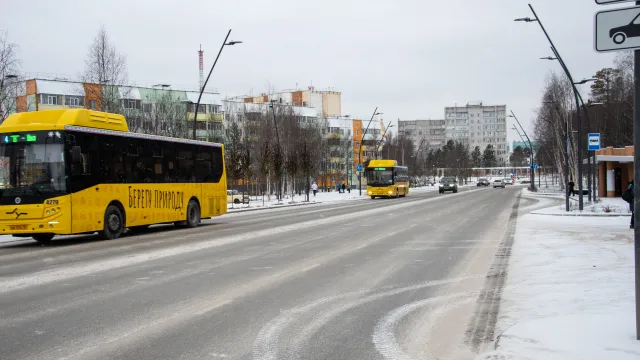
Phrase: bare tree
[
  {"left": 0, "top": 32, "right": 20, "bottom": 121},
  {"left": 82, "top": 26, "right": 128, "bottom": 113},
  {"left": 136, "top": 92, "right": 188, "bottom": 138}
]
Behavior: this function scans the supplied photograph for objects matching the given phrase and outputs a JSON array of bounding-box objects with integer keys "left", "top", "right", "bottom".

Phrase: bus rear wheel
[
  {"left": 99, "top": 205, "right": 124, "bottom": 240},
  {"left": 32, "top": 233, "right": 54, "bottom": 244},
  {"left": 186, "top": 199, "right": 201, "bottom": 228}
]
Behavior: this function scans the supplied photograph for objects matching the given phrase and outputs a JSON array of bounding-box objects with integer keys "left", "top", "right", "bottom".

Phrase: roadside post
[{"left": 595, "top": 0, "right": 640, "bottom": 339}]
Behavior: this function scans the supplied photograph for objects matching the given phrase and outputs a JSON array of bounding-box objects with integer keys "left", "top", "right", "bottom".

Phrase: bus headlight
[
  {"left": 45, "top": 210, "right": 50, "bottom": 215},
  {"left": 388, "top": 191, "right": 393, "bottom": 194}
]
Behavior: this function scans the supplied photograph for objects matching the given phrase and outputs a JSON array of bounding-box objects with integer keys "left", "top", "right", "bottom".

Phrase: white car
[{"left": 493, "top": 179, "right": 505, "bottom": 188}]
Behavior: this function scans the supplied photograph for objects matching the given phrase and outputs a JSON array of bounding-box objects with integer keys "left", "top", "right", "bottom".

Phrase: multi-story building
[
  {"left": 235, "top": 86, "right": 341, "bottom": 118},
  {"left": 398, "top": 102, "right": 508, "bottom": 162},
  {"left": 445, "top": 102, "right": 508, "bottom": 160},
  {"left": 397, "top": 119, "right": 446, "bottom": 150},
  {"left": 11, "top": 78, "right": 223, "bottom": 142}
]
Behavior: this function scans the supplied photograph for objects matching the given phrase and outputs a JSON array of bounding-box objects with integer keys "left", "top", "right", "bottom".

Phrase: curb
[
  {"left": 530, "top": 211, "right": 631, "bottom": 217},
  {"left": 227, "top": 201, "right": 321, "bottom": 214}
]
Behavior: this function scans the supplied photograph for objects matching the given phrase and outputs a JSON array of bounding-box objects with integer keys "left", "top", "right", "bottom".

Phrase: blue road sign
[
  {"left": 588, "top": 133, "right": 601, "bottom": 151},
  {"left": 356, "top": 164, "right": 363, "bottom": 172}
]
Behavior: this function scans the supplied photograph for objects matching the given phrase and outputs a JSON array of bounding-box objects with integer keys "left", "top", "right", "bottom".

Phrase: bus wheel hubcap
[{"left": 108, "top": 214, "right": 120, "bottom": 231}]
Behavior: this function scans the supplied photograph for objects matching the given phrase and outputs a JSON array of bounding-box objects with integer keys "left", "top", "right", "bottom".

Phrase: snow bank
[{"left": 478, "top": 213, "right": 640, "bottom": 359}]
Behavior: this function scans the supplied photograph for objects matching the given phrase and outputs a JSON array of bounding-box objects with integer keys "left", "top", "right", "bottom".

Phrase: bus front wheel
[
  {"left": 32, "top": 233, "right": 54, "bottom": 244},
  {"left": 99, "top": 205, "right": 124, "bottom": 240},
  {"left": 186, "top": 199, "right": 201, "bottom": 228}
]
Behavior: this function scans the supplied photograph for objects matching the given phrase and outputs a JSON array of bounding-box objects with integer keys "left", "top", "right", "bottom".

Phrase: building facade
[
  {"left": 445, "top": 102, "right": 508, "bottom": 160},
  {"left": 236, "top": 86, "right": 341, "bottom": 118},
  {"left": 11, "top": 78, "right": 224, "bottom": 142},
  {"left": 397, "top": 119, "right": 446, "bottom": 151}
]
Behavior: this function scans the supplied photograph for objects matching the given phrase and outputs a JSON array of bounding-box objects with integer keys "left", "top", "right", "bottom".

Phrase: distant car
[
  {"left": 477, "top": 178, "right": 490, "bottom": 187},
  {"left": 493, "top": 179, "right": 505, "bottom": 189},
  {"left": 227, "top": 189, "right": 250, "bottom": 204},
  {"left": 439, "top": 176, "right": 458, "bottom": 193},
  {"left": 503, "top": 178, "right": 514, "bottom": 185}
]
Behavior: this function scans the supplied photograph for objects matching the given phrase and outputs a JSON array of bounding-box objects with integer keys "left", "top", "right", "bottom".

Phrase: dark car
[
  {"left": 610, "top": 12, "right": 640, "bottom": 45},
  {"left": 476, "top": 178, "right": 490, "bottom": 187},
  {"left": 439, "top": 176, "right": 458, "bottom": 193}
]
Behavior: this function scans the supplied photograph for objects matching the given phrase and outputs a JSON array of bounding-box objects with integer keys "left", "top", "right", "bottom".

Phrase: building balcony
[{"left": 188, "top": 112, "right": 224, "bottom": 122}]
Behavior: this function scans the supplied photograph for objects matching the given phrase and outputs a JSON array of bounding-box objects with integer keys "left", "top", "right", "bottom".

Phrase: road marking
[
  {"left": 251, "top": 267, "right": 273, "bottom": 270},
  {"left": 252, "top": 276, "right": 482, "bottom": 360},
  {"left": 372, "top": 295, "right": 475, "bottom": 360},
  {"left": 0, "top": 192, "right": 475, "bottom": 294}
]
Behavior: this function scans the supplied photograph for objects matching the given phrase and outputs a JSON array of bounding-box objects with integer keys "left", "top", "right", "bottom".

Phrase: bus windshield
[
  {"left": 0, "top": 134, "right": 67, "bottom": 198},
  {"left": 366, "top": 169, "right": 394, "bottom": 186}
]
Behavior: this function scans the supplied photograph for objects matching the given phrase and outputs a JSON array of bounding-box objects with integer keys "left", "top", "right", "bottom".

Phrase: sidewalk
[{"left": 478, "top": 207, "right": 640, "bottom": 359}]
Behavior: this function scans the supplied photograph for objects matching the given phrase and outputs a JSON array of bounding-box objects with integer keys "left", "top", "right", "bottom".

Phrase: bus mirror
[{"left": 71, "top": 146, "right": 82, "bottom": 163}]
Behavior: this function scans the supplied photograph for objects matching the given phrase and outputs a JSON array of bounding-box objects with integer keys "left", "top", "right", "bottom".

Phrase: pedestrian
[
  {"left": 311, "top": 182, "right": 318, "bottom": 197},
  {"left": 341, "top": 182, "right": 346, "bottom": 193},
  {"left": 568, "top": 179, "right": 575, "bottom": 197},
  {"left": 624, "top": 180, "right": 634, "bottom": 229}
]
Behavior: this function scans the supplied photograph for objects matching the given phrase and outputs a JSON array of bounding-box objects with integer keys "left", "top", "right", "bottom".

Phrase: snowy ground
[
  {"left": 478, "top": 196, "right": 640, "bottom": 359},
  {"left": 528, "top": 192, "right": 631, "bottom": 215},
  {"left": 226, "top": 185, "right": 444, "bottom": 212}
]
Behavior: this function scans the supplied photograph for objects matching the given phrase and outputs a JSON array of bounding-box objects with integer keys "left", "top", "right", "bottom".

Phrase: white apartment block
[
  {"left": 445, "top": 102, "right": 507, "bottom": 159},
  {"left": 398, "top": 102, "right": 508, "bottom": 161}
]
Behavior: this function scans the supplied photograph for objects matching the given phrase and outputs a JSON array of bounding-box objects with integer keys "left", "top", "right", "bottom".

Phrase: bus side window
[
  {"left": 195, "top": 149, "right": 212, "bottom": 182},
  {"left": 163, "top": 142, "right": 175, "bottom": 182}
]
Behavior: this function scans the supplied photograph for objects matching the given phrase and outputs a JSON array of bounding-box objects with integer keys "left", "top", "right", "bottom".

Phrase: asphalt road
[{"left": 0, "top": 185, "right": 528, "bottom": 360}]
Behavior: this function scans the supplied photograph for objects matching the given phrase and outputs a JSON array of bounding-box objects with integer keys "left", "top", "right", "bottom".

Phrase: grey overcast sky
[{"left": 2, "top": 0, "right": 619, "bottom": 144}]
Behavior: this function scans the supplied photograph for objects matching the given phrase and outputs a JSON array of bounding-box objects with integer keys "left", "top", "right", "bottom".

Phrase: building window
[
  {"left": 65, "top": 96, "right": 84, "bottom": 107},
  {"left": 143, "top": 103, "right": 152, "bottom": 112},
  {"left": 40, "top": 94, "right": 61, "bottom": 105},
  {"left": 89, "top": 100, "right": 96, "bottom": 110}
]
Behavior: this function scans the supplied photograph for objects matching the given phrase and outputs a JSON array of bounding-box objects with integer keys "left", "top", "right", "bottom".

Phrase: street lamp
[
  {"left": 508, "top": 112, "right": 535, "bottom": 191},
  {"left": 358, "top": 108, "right": 382, "bottom": 195},
  {"left": 192, "top": 29, "right": 241, "bottom": 140},
  {"left": 543, "top": 100, "right": 570, "bottom": 211},
  {"left": 376, "top": 122, "right": 395, "bottom": 158},
  {"left": 269, "top": 100, "right": 282, "bottom": 202},
  {"left": 518, "top": 4, "right": 584, "bottom": 209}
]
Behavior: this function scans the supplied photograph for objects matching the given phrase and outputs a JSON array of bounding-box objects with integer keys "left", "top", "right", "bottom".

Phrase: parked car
[
  {"left": 477, "top": 178, "right": 490, "bottom": 187},
  {"left": 493, "top": 179, "right": 505, "bottom": 188},
  {"left": 227, "top": 189, "right": 250, "bottom": 204},
  {"left": 439, "top": 176, "right": 458, "bottom": 193}
]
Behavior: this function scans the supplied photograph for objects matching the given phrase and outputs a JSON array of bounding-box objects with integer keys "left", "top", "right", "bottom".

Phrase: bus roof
[
  {"left": 1, "top": 109, "right": 130, "bottom": 133},
  {"left": 366, "top": 159, "right": 401, "bottom": 168},
  {"left": 1, "top": 109, "right": 222, "bottom": 148}
]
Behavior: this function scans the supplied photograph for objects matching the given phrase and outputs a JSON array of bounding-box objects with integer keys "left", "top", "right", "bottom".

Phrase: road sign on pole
[
  {"left": 356, "top": 164, "right": 363, "bottom": 172},
  {"left": 588, "top": 133, "right": 601, "bottom": 151},
  {"left": 595, "top": 5, "right": 640, "bottom": 52},
  {"left": 596, "top": 0, "right": 636, "bottom": 4}
]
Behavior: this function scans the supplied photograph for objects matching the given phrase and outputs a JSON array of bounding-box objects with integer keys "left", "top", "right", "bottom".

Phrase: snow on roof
[
  {"left": 295, "top": 106, "right": 317, "bottom": 118},
  {"left": 118, "top": 86, "right": 141, "bottom": 100},
  {"left": 327, "top": 117, "right": 352, "bottom": 128},
  {"left": 36, "top": 80, "right": 85, "bottom": 96},
  {"left": 186, "top": 92, "right": 221, "bottom": 105}
]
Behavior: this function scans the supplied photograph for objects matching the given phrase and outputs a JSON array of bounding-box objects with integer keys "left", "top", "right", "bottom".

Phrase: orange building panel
[
  {"left": 244, "top": 97, "right": 253, "bottom": 103},
  {"left": 16, "top": 96, "right": 27, "bottom": 112},
  {"left": 26, "top": 80, "right": 37, "bottom": 95},
  {"left": 292, "top": 91, "right": 303, "bottom": 106},
  {"left": 263, "top": 95, "right": 268, "bottom": 103},
  {"left": 83, "top": 83, "right": 102, "bottom": 111}
]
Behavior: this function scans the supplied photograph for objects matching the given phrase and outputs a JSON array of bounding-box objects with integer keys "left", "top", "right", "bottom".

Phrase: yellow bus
[
  {"left": 0, "top": 109, "right": 227, "bottom": 244},
  {"left": 364, "top": 160, "right": 409, "bottom": 199}
]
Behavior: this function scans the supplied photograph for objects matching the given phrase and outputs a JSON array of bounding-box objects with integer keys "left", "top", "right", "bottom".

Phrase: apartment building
[
  {"left": 236, "top": 86, "right": 341, "bottom": 118},
  {"left": 397, "top": 119, "right": 446, "bottom": 150},
  {"left": 12, "top": 78, "right": 223, "bottom": 142},
  {"left": 445, "top": 102, "right": 508, "bottom": 159},
  {"left": 398, "top": 102, "right": 508, "bottom": 161}
]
